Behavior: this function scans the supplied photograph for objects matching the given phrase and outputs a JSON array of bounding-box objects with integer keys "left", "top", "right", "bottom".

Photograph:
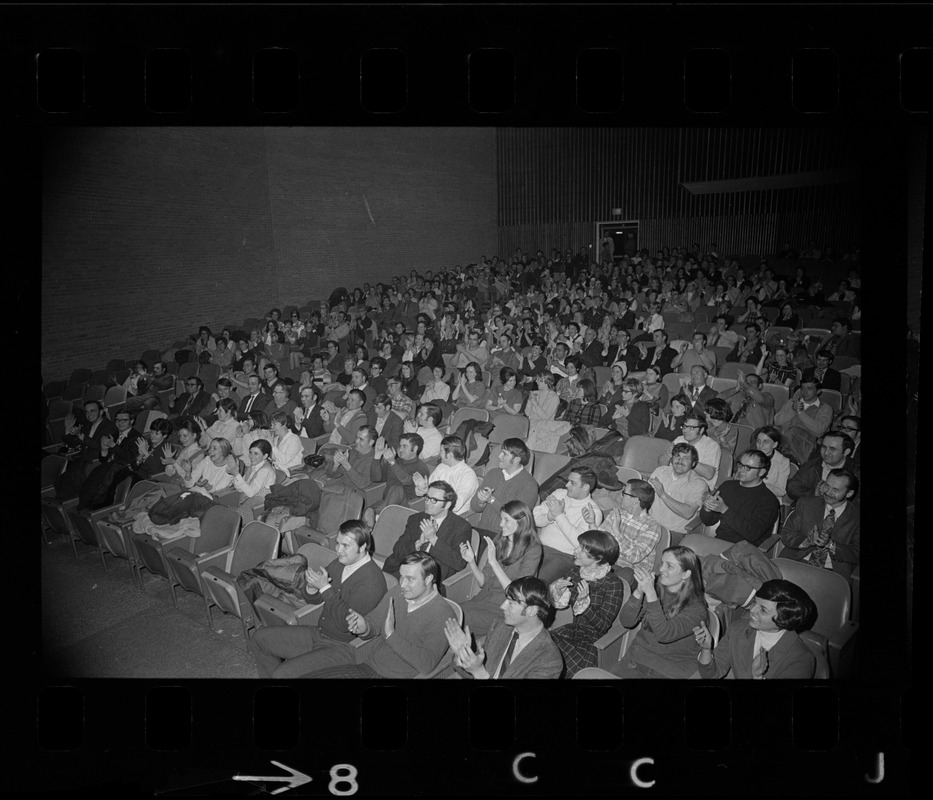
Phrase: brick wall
[{"left": 41, "top": 127, "right": 497, "bottom": 381}]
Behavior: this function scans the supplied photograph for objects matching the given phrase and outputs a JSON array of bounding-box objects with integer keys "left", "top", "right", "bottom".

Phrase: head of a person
[
  {"left": 836, "top": 415, "right": 861, "bottom": 443},
  {"left": 657, "top": 546, "right": 706, "bottom": 612},
  {"left": 535, "top": 371, "right": 556, "bottom": 392},
  {"left": 564, "top": 354, "right": 582, "bottom": 376},
  {"left": 326, "top": 340, "right": 339, "bottom": 358},
  {"left": 417, "top": 403, "right": 442, "bottom": 429},
  {"left": 621, "top": 478, "right": 655, "bottom": 516},
  {"left": 216, "top": 396, "right": 238, "bottom": 420},
  {"left": 498, "top": 438, "right": 530, "bottom": 473},
  {"left": 346, "top": 388, "right": 366, "bottom": 410},
  {"left": 113, "top": 409, "right": 133, "bottom": 432},
  {"left": 497, "top": 500, "right": 536, "bottom": 549},
  {"left": 692, "top": 332, "right": 707, "bottom": 351},
  {"left": 670, "top": 442, "right": 699, "bottom": 475},
  {"left": 814, "top": 350, "right": 834, "bottom": 371},
  {"left": 440, "top": 435, "right": 466, "bottom": 464},
  {"left": 208, "top": 437, "right": 233, "bottom": 462},
  {"left": 820, "top": 468, "right": 858, "bottom": 507},
  {"left": 501, "top": 577, "right": 553, "bottom": 628},
  {"left": 246, "top": 410, "right": 269, "bottom": 431},
  {"left": 745, "top": 324, "right": 760, "bottom": 341},
  {"left": 752, "top": 425, "right": 782, "bottom": 456},
  {"left": 397, "top": 432, "right": 424, "bottom": 462},
  {"left": 246, "top": 374, "right": 262, "bottom": 396},
  {"left": 247, "top": 438, "right": 273, "bottom": 467},
  {"left": 750, "top": 580, "right": 815, "bottom": 633},
  {"left": 831, "top": 318, "right": 850, "bottom": 336},
  {"left": 704, "top": 397, "right": 731, "bottom": 426},
  {"left": 398, "top": 552, "right": 441, "bottom": 602},
  {"left": 610, "top": 363, "right": 627, "bottom": 384},
  {"left": 653, "top": 329, "right": 669, "bottom": 347},
  {"left": 263, "top": 364, "right": 279, "bottom": 382},
  {"left": 271, "top": 382, "right": 290, "bottom": 406},
  {"left": 300, "top": 386, "right": 319, "bottom": 408},
  {"left": 177, "top": 418, "right": 202, "bottom": 447},
  {"left": 386, "top": 376, "right": 402, "bottom": 397},
  {"left": 819, "top": 432, "right": 854, "bottom": 467},
  {"left": 270, "top": 411, "right": 293, "bottom": 436},
  {"left": 799, "top": 377, "right": 821, "bottom": 403},
  {"left": 565, "top": 467, "right": 597, "bottom": 500},
  {"left": 424, "top": 480, "right": 456, "bottom": 518},
  {"left": 350, "top": 367, "right": 368, "bottom": 389},
  {"left": 574, "top": 529, "right": 620, "bottom": 568},
  {"left": 576, "top": 377, "right": 597, "bottom": 404},
  {"left": 643, "top": 365, "right": 661, "bottom": 386},
  {"left": 354, "top": 425, "right": 376, "bottom": 453},
  {"left": 153, "top": 360, "right": 167, "bottom": 376},
  {"left": 334, "top": 520, "right": 374, "bottom": 567},
  {"left": 464, "top": 362, "right": 482, "bottom": 383},
  {"left": 680, "top": 414, "right": 707, "bottom": 442},
  {"left": 734, "top": 448, "right": 770, "bottom": 486},
  {"left": 689, "top": 365, "right": 709, "bottom": 388},
  {"left": 185, "top": 376, "right": 204, "bottom": 395},
  {"left": 620, "top": 377, "right": 643, "bottom": 404},
  {"left": 371, "top": 393, "right": 391, "bottom": 419}
]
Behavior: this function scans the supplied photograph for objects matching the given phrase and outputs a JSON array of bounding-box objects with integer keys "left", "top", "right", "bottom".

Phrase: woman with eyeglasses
[
  {"left": 548, "top": 529, "right": 625, "bottom": 677},
  {"left": 609, "top": 546, "right": 708, "bottom": 679},
  {"left": 457, "top": 501, "right": 542, "bottom": 636},
  {"left": 608, "top": 377, "right": 651, "bottom": 441}
]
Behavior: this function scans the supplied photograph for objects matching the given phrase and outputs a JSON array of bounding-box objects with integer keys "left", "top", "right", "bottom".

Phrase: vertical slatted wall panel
[{"left": 497, "top": 128, "right": 860, "bottom": 259}]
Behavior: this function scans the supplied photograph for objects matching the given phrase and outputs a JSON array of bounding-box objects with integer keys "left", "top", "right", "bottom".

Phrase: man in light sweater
[
  {"left": 414, "top": 435, "right": 478, "bottom": 517},
  {"left": 470, "top": 438, "right": 540, "bottom": 538},
  {"left": 302, "top": 552, "right": 457, "bottom": 678},
  {"left": 533, "top": 466, "right": 604, "bottom": 583},
  {"left": 404, "top": 403, "right": 443, "bottom": 462}
]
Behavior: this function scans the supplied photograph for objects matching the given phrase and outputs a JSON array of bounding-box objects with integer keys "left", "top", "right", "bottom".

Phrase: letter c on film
[
  {"left": 630, "top": 757, "right": 655, "bottom": 789},
  {"left": 512, "top": 752, "right": 538, "bottom": 784}
]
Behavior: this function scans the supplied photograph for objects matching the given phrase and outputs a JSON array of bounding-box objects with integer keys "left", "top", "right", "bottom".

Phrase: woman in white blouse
[
  {"left": 753, "top": 425, "right": 791, "bottom": 499},
  {"left": 185, "top": 437, "right": 237, "bottom": 498},
  {"left": 269, "top": 411, "right": 304, "bottom": 475},
  {"left": 199, "top": 397, "right": 239, "bottom": 448},
  {"left": 420, "top": 365, "right": 451, "bottom": 404},
  {"left": 226, "top": 438, "right": 277, "bottom": 520},
  {"left": 164, "top": 419, "right": 205, "bottom": 486}
]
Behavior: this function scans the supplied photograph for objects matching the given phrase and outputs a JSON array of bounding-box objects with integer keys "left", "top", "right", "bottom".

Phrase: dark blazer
[
  {"left": 237, "top": 391, "right": 272, "bottom": 420},
  {"left": 170, "top": 389, "right": 213, "bottom": 419},
  {"left": 801, "top": 367, "right": 841, "bottom": 393},
  {"left": 636, "top": 345, "right": 678, "bottom": 375},
  {"left": 682, "top": 385, "right": 719, "bottom": 417},
  {"left": 100, "top": 428, "right": 144, "bottom": 467},
  {"left": 698, "top": 618, "right": 816, "bottom": 680},
  {"left": 382, "top": 511, "right": 472, "bottom": 589},
  {"left": 779, "top": 496, "right": 860, "bottom": 581},
  {"left": 63, "top": 417, "right": 118, "bottom": 463},
  {"left": 297, "top": 402, "right": 327, "bottom": 439},
  {"left": 368, "top": 408, "right": 404, "bottom": 450},
  {"left": 302, "top": 558, "right": 387, "bottom": 643},
  {"left": 603, "top": 344, "right": 640, "bottom": 374},
  {"left": 580, "top": 339, "right": 606, "bottom": 368},
  {"left": 786, "top": 455, "right": 858, "bottom": 501},
  {"left": 456, "top": 618, "right": 563, "bottom": 679}
]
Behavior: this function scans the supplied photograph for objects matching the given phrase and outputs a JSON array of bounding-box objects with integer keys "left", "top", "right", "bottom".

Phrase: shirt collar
[{"left": 405, "top": 586, "right": 438, "bottom": 612}]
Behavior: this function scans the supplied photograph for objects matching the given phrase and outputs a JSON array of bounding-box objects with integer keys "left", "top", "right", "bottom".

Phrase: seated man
[
  {"left": 717, "top": 369, "right": 775, "bottom": 429},
  {"left": 363, "top": 433, "right": 430, "bottom": 529},
  {"left": 122, "top": 360, "right": 158, "bottom": 412},
  {"left": 634, "top": 329, "right": 677, "bottom": 375},
  {"left": 294, "top": 385, "right": 327, "bottom": 439},
  {"left": 801, "top": 349, "right": 842, "bottom": 392},
  {"left": 671, "top": 332, "right": 717, "bottom": 375},
  {"left": 445, "top": 576, "right": 563, "bottom": 679},
  {"left": 301, "top": 552, "right": 457, "bottom": 679},
  {"left": 168, "top": 376, "right": 213, "bottom": 421},
  {"left": 322, "top": 388, "right": 368, "bottom": 447},
  {"left": 779, "top": 468, "right": 860, "bottom": 582},
  {"left": 248, "top": 520, "right": 387, "bottom": 678},
  {"left": 534, "top": 467, "right": 604, "bottom": 583},
  {"left": 414, "top": 436, "right": 479, "bottom": 517},
  {"left": 382, "top": 480, "right": 472, "bottom": 587},
  {"left": 455, "top": 327, "right": 491, "bottom": 369},
  {"left": 678, "top": 365, "right": 718, "bottom": 417},
  {"left": 367, "top": 393, "right": 404, "bottom": 450},
  {"left": 726, "top": 323, "right": 767, "bottom": 366},
  {"left": 487, "top": 333, "right": 522, "bottom": 374},
  {"left": 787, "top": 431, "right": 857, "bottom": 501},
  {"left": 315, "top": 424, "right": 377, "bottom": 495},
  {"left": 647, "top": 443, "right": 708, "bottom": 543},
  {"left": 204, "top": 377, "right": 241, "bottom": 425},
  {"left": 698, "top": 449, "right": 780, "bottom": 546},
  {"left": 261, "top": 363, "right": 281, "bottom": 394},
  {"left": 237, "top": 374, "right": 272, "bottom": 419},
  {"left": 403, "top": 402, "right": 443, "bottom": 463},
  {"left": 386, "top": 375, "right": 415, "bottom": 421},
  {"left": 668, "top": 413, "right": 721, "bottom": 488},
  {"left": 470, "top": 438, "right": 540, "bottom": 538},
  {"left": 819, "top": 318, "right": 860, "bottom": 360},
  {"left": 331, "top": 366, "right": 377, "bottom": 412},
  {"left": 598, "top": 478, "right": 665, "bottom": 585},
  {"left": 694, "top": 579, "right": 817, "bottom": 679},
  {"left": 774, "top": 377, "right": 833, "bottom": 465}
]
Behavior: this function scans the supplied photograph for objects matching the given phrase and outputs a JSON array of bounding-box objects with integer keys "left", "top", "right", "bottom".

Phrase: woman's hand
[
  {"left": 483, "top": 535, "right": 497, "bottom": 563},
  {"left": 693, "top": 621, "right": 713, "bottom": 651},
  {"left": 632, "top": 564, "right": 656, "bottom": 597},
  {"left": 459, "top": 541, "right": 475, "bottom": 563}
]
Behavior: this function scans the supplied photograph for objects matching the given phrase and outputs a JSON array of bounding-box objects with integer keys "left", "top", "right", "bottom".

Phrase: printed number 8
[{"left": 329, "top": 764, "right": 358, "bottom": 796}]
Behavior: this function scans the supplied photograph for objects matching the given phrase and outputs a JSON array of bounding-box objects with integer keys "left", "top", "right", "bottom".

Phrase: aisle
[{"left": 40, "top": 533, "right": 259, "bottom": 678}]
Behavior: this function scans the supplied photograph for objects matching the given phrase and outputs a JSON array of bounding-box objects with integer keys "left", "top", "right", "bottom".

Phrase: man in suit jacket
[
  {"left": 786, "top": 432, "right": 858, "bottom": 501},
  {"left": 696, "top": 579, "right": 816, "bottom": 679},
  {"left": 780, "top": 469, "right": 860, "bottom": 582},
  {"left": 169, "top": 376, "right": 213, "bottom": 421},
  {"left": 801, "top": 351, "right": 842, "bottom": 392},
  {"left": 367, "top": 394, "right": 404, "bottom": 449},
  {"left": 61, "top": 400, "right": 118, "bottom": 466},
  {"left": 717, "top": 371, "right": 775, "bottom": 429},
  {"left": 679, "top": 365, "right": 719, "bottom": 417},
  {"left": 447, "top": 577, "right": 563, "bottom": 679},
  {"left": 295, "top": 385, "right": 327, "bottom": 439},
  {"left": 382, "top": 480, "right": 472, "bottom": 589},
  {"left": 579, "top": 327, "right": 606, "bottom": 369},
  {"left": 635, "top": 329, "right": 678, "bottom": 375},
  {"left": 603, "top": 330, "right": 640, "bottom": 375},
  {"left": 820, "top": 319, "right": 860, "bottom": 360},
  {"left": 236, "top": 374, "right": 272, "bottom": 420},
  {"left": 249, "top": 522, "right": 387, "bottom": 678}
]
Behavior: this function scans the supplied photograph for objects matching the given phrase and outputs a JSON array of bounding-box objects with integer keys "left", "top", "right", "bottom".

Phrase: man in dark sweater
[
  {"left": 469, "top": 438, "right": 540, "bottom": 539},
  {"left": 698, "top": 448, "right": 779, "bottom": 546},
  {"left": 248, "top": 521, "right": 387, "bottom": 678},
  {"left": 363, "top": 432, "right": 430, "bottom": 529}
]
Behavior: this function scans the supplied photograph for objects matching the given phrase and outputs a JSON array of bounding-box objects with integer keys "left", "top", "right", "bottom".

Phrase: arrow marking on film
[{"left": 233, "top": 761, "right": 312, "bottom": 795}]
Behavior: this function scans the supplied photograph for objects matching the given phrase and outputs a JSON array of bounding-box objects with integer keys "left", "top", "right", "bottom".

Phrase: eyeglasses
[
  {"left": 839, "top": 426, "right": 859, "bottom": 433},
  {"left": 735, "top": 463, "right": 762, "bottom": 471},
  {"left": 682, "top": 424, "right": 701, "bottom": 429},
  {"left": 115, "top": 417, "right": 132, "bottom": 423},
  {"left": 621, "top": 491, "right": 638, "bottom": 498},
  {"left": 424, "top": 496, "right": 446, "bottom": 504}
]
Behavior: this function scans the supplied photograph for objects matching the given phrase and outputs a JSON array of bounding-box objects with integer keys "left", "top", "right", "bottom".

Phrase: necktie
[
  {"left": 808, "top": 508, "right": 835, "bottom": 569},
  {"left": 498, "top": 630, "right": 519, "bottom": 678}
]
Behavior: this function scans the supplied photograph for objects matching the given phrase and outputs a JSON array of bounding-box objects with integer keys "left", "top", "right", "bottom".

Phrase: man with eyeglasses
[
  {"left": 647, "top": 443, "right": 708, "bottom": 542},
  {"left": 698, "top": 448, "right": 780, "bottom": 546},
  {"left": 808, "top": 415, "right": 861, "bottom": 473},
  {"left": 668, "top": 413, "right": 721, "bottom": 489},
  {"left": 168, "top": 375, "right": 213, "bottom": 422},
  {"left": 780, "top": 468, "right": 860, "bottom": 582},
  {"left": 77, "top": 410, "right": 143, "bottom": 508},
  {"left": 381, "top": 480, "right": 472, "bottom": 590},
  {"left": 786, "top": 432, "right": 857, "bottom": 502}
]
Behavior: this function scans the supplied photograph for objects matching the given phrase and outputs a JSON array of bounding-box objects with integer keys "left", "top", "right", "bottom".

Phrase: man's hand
[
  {"left": 304, "top": 565, "right": 331, "bottom": 591},
  {"left": 346, "top": 609, "right": 369, "bottom": 637},
  {"left": 374, "top": 437, "right": 386, "bottom": 458},
  {"left": 545, "top": 494, "right": 565, "bottom": 518},
  {"left": 456, "top": 642, "right": 486, "bottom": 676},
  {"left": 100, "top": 434, "right": 115, "bottom": 450},
  {"left": 476, "top": 485, "right": 494, "bottom": 504},
  {"left": 581, "top": 504, "right": 596, "bottom": 526},
  {"left": 444, "top": 618, "right": 471, "bottom": 652},
  {"left": 384, "top": 597, "right": 395, "bottom": 638},
  {"left": 648, "top": 477, "right": 666, "bottom": 499},
  {"left": 417, "top": 517, "right": 438, "bottom": 547},
  {"left": 693, "top": 621, "right": 714, "bottom": 651}
]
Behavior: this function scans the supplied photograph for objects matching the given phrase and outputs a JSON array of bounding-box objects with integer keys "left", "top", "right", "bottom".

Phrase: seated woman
[
  {"left": 609, "top": 546, "right": 708, "bottom": 679},
  {"left": 695, "top": 579, "right": 816, "bottom": 679},
  {"left": 232, "top": 410, "right": 273, "bottom": 463},
  {"left": 654, "top": 393, "right": 689, "bottom": 442},
  {"left": 486, "top": 367, "right": 524, "bottom": 417},
  {"left": 420, "top": 364, "right": 451, "bottom": 405},
  {"left": 123, "top": 360, "right": 158, "bottom": 412},
  {"left": 323, "top": 357, "right": 356, "bottom": 398},
  {"left": 607, "top": 377, "right": 651, "bottom": 442},
  {"left": 161, "top": 418, "right": 205, "bottom": 487},
  {"left": 597, "top": 363, "right": 628, "bottom": 427},
  {"left": 398, "top": 361, "right": 421, "bottom": 403},
  {"left": 775, "top": 301, "right": 800, "bottom": 331},
  {"left": 133, "top": 417, "right": 176, "bottom": 479},
  {"left": 559, "top": 377, "right": 602, "bottom": 429},
  {"left": 451, "top": 362, "right": 487, "bottom": 409},
  {"left": 269, "top": 411, "right": 305, "bottom": 476},
  {"left": 199, "top": 397, "right": 239, "bottom": 449},
  {"left": 147, "top": 437, "right": 237, "bottom": 526},
  {"left": 754, "top": 425, "right": 791, "bottom": 498},
  {"left": 640, "top": 365, "right": 669, "bottom": 417},
  {"left": 763, "top": 346, "right": 799, "bottom": 389},
  {"left": 549, "top": 529, "right": 625, "bottom": 677},
  {"left": 703, "top": 397, "right": 738, "bottom": 455},
  {"left": 266, "top": 381, "right": 299, "bottom": 419},
  {"left": 225, "top": 438, "right": 277, "bottom": 522},
  {"left": 458, "top": 501, "right": 542, "bottom": 635}
]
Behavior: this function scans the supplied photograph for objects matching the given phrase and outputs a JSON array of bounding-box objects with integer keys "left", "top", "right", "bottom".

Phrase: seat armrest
[
  {"left": 195, "top": 545, "right": 236, "bottom": 572},
  {"left": 443, "top": 568, "right": 475, "bottom": 604},
  {"left": 294, "top": 603, "right": 325, "bottom": 626}
]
